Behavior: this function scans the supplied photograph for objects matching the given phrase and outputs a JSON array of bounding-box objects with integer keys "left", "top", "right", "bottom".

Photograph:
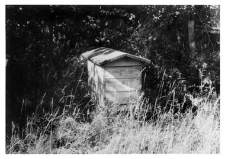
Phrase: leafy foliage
[{"left": 6, "top": 5, "right": 220, "bottom": 139}]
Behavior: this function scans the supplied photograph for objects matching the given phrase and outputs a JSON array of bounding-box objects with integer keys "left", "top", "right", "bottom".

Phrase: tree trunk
[
  {"left": 188, "top": 8, "right": 196, "bottom": 60},
  {"left": 188, "top": 20, "right": 196, "bottom": 57}
]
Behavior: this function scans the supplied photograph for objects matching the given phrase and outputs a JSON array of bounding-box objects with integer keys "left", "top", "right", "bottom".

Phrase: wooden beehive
[{"left": 81, "top": 47, "right": 151, "bottom": 107}]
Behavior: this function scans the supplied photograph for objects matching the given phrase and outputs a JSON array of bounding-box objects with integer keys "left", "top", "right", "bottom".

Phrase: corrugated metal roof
[{"left": 81, "top": 47, "right": 151, "bottom": 66}]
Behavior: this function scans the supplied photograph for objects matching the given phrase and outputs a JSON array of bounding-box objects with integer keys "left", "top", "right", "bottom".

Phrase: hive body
[{"left": 81, "top": 47, "right": 151, "bottom": 107}]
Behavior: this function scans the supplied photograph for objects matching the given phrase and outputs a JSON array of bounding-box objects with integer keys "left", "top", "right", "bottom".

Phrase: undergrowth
[
  {"left": 6, "top": 88, "right": 220, "bottom": 154},
  {"left": 6, "top": 67, "right": 220, "bottom": 154}
]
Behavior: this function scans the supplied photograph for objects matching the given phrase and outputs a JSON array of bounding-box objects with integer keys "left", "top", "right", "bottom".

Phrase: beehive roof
[{"left": 81, "top": 47, "right": 151, "bottom": 66}]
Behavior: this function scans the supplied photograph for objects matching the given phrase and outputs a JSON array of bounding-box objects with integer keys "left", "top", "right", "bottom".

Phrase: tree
[
  {"left": 127, "top": 5, "right": 219, "bottom": 86},
  {"left": 6, "top": 5, "right": 143, "bottom": 137},
  {"left": 6, "top": 5, "right": 220, "bottom": 138}
]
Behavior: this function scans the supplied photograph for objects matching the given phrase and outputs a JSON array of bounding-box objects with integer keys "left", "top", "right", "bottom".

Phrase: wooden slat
[
  {"left": 104, "top": 57, "right": 143, "bottom": 67},
  {"left": 105, "top": 66, "right": 142, "bottom": 78},
  {"left": 105, "top": 90, "right": 141, "bottom": 104},
  {"left": 105, "top": 78, "right": 141, "bottom": 91}
]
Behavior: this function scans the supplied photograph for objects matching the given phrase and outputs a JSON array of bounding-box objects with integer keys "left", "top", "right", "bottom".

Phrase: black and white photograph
[{"left": 5, "top": 4, "right": 220, "bottom": 154}]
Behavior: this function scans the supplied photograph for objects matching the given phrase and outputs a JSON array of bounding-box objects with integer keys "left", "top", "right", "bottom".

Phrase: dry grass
[
  {"left": 6, "top": 91, "right": 220, "bottom": 154},
  {"left": 98, "top": 98, "right": 220, "bottom": 154}
]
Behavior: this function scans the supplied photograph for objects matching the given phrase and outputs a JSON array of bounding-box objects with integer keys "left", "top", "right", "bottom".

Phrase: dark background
[{"left": 6, "top": 5, "right": 220, "bottom": 140}]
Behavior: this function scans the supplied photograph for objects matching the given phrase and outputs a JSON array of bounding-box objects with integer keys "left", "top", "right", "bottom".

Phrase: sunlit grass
[{"left": 6, "top": 89, "right": 220, "bottom": 154}]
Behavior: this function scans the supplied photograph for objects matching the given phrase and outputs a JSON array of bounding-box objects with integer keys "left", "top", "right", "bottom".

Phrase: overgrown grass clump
[{"left": 6, "top": 91, "right": 220, "bottom": 154}]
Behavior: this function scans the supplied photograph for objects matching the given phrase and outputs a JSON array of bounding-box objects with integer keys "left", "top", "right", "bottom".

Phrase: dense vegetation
[
  {"left": 6, "top": 5, "right": 220, "bottom": 153},
  {"left": 7, "top": 88, "right": 220, "bottom": 154}
]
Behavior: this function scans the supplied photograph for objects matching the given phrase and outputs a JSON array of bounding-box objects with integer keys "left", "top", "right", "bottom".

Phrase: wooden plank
[
  {"left": 87, "top": 60, "right": 106, "bottom": 107},
  {"left": 94, "top": 64, "right": 105, "bottom": 107},
  {"left": 96, "top": 80, "right": 105, "bottom": 107},
  {"left": 105, "top": 78, "right": 141, "bottom": 91},
  {"left": 105, "top": 90, "right": 141, "bottom": 104},
  {"left": 87, "top": 60, "right": 95, "bottom": 88},
  {"left": 95, "top": 64, "right": 105, "bottom": 83},
  {"left": 105, "top": 66, "right": 142, "bottom": 78},
  {"left": 104, "top": 57, "right": 143, "bottom": 67}
]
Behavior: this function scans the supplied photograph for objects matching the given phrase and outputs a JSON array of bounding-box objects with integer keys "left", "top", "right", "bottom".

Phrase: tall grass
[
  {"left": 6, "top": 66, "right": 220, "bottom": 154},
  {"left": 6, "top": 87, "right": 220, "bottom": 154},
  {"left": 98, "top": 97, "right": 220, "bottom": 153}
]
